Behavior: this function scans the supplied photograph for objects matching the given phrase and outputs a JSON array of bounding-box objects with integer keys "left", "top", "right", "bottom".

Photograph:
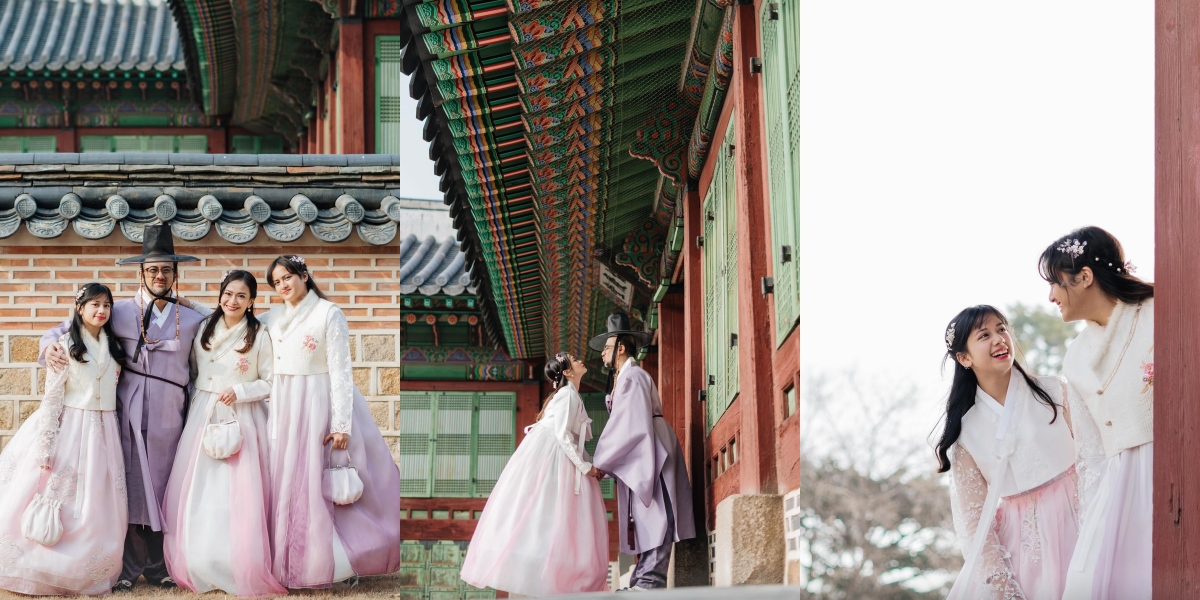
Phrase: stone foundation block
[{"left": 713, "top": 494, "right": 785, "bottom": 586}]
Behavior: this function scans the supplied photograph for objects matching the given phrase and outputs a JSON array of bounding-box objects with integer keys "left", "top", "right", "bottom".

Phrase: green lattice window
[
  {"left": 377, "top": 35, "right": 402, "bottom": 154},
  {"left": 0, "top": 136, "right": 56, "bottom": 153},
  {"left": 581, "top": 392, "right": 616, "bottom": 499},
  {"left": 399, "top": 391, "right": 516, "bottom": 498},
  {"left": 79, "top": 135, "right": 208, "bottom": 153},
  {"left": 703, "top": 118, "right": 739, "bottom": 433},
  {"left": 760, "top": 0, "right": 801, "bottom": 345},
  {"left": 395, "top": 541, "right": 496, "bottom": 599},
  {"left": 231, "top": 135, "right": 286, "bottom": 154}
]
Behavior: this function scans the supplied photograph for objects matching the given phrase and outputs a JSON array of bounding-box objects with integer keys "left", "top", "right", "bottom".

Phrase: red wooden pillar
[
  {"left": 337, "top": 18, "right": 366, "bottom": 154},
  {"left": 657, "top": 291, "right": 688, "bottom": 456},
  {"left": 1154, "top": 1, "right": 1200, "bottom": 595},
  {"left": 730, "top": 2, "right": 778, "bottom": 495},
  {"left": 682, "top": 187, "right": 709, "bottom": 527}
]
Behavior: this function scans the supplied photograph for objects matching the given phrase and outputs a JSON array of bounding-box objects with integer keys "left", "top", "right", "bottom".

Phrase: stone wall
[{"left": 0, "top": 244, "right": 400, "bottom": 454}]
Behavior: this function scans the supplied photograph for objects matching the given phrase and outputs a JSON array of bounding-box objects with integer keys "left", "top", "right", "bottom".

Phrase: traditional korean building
[
  {"left": 396, "top": 0, "right": 800, "bottom": 587},
  {"left": 0, "top": 0, "right": 401, "bottom": 154},
  {"left": 0, "top": 154, "right": 402, "bottom": 478}
]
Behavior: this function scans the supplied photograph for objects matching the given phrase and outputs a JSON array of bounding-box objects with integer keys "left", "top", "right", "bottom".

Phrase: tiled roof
[
  {"left": 0, "top": 154, "right": 402, "bottom": 245},
  {"left": 399, "top": 234, "right": 475, "bottom": 296},
  {"left": 0, "top": 0, "right": 187, "bottom": 73}
]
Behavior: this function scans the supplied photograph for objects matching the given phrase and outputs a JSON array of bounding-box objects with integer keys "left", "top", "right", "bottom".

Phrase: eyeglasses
[{"left": 144, "top": 267, "right": 175, "bottom": 277}]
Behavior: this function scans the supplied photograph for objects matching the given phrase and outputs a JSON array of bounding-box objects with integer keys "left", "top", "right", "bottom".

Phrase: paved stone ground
[{"left": 545, "top": 585, "right": 801, "bottom": 600}]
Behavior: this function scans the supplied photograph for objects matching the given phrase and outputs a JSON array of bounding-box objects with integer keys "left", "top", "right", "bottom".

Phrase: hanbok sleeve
[
  {"left": 325, "top": 307, "right": 353, "bottom": 436},
  {"left": 547, "top": 389, "right": 591, "bottom": 474},
  {"left": 949, "top": 443, "right": 1025, "bottom": 600},
  {"left": 234, "top": 332, "right": 273, "bottom": 403},
  {"left": 34, "top": 359, "right": 71, "bottom": 469}
]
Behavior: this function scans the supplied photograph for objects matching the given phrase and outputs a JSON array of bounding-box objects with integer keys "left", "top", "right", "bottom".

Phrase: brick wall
[{"left": 0, "top": 244, "right": 400, "bottom": 455}]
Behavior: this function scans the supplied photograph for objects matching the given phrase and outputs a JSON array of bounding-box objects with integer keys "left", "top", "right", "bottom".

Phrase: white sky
[
  {"left": 798, "top": 2, "right": 1154, "bottom": 456},
  {"left": 398, "top": 72, "right": 444, "bottom": 201}
]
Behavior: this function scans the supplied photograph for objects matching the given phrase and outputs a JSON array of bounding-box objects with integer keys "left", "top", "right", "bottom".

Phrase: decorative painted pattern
[
  {"left": 511, "top": 23, "right": 615, "bottom": 68},
  {"left": 515, "top": 47, "right": 615, "bottom": 93}
]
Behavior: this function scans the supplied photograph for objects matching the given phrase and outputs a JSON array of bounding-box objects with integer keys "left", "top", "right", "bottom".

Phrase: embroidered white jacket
[
  {"left": 263, "top": 292, "right": 354, "bottom": 435},
  {"left": 190, "top": 316, "right": 273, "bottom": 402},
  {"left": 1062, "top": 298, "right": 1154, "bottom": 459},
  {"left": 36, "top": 331, "right": 120, "bottom": 468}
]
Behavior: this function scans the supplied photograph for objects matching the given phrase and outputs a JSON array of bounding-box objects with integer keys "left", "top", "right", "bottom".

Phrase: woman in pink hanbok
[
  {"left": 1039, "top": 228, "right": 1154, "bottom": 600},
  {"left": 263, "top": 255, "right": 401, "bottom": 589},
  {"left": 162, "top": 271, "right": 286, "bottom": 598},
  {"left": 935, "top": 305, "right": 1080, "bottom": 600},
  {"left": 460, "top": 353, "right": 610, "bottom": 597},
  {"left": 0, "top": 284, "right": 128, "bottom": 595}
]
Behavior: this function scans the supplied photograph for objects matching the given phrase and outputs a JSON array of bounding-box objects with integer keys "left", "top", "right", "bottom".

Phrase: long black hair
[
  {"left": 537, "top": 352, "right": 573, "bottom": 422},
  {"left": 933, "top": 305, "right": 1058, "bottom": 473},
  {"left": 70, "top": 283, "right": 127, "bottom": 366},
  {"left": 1038, "top": 226, "right": 1153, "bottom": 304},
  {"left": 266, "top": 255, "right": 328, "bottom": 300},
  {"left": 200, "top": 270, "right": 261, "bottom": 354}
]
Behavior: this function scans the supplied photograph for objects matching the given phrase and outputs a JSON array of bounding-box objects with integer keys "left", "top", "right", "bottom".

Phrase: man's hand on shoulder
[{"left": 45, "top": 342, "right": 69, "bottom": 372}]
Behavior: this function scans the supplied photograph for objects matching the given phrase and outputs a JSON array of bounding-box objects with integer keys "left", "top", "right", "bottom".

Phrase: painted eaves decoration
[{"left": 400, "top": 0, "right": 737, "bottom": 360}]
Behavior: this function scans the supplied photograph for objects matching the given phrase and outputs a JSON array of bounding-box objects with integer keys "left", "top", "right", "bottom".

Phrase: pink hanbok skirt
[
  {"left": 162, "top": 391, "right": 286, "bottom": 598},
  {"left": 0, "top": 407, "right": 127, "bottom": 596},
  {"left": 268, "top": 374, "right": 401, "bottom": 589},
  {"left": 459, "top": 423, "right": 609, "bottom": 597},
  {"left": 993, "top": 468, "right": 1081, "bottom": 599}
]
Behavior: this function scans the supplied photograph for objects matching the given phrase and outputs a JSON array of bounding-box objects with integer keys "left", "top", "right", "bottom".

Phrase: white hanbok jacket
[{"left": 947, "top": 370, "right": 1074, "bottom": 599}]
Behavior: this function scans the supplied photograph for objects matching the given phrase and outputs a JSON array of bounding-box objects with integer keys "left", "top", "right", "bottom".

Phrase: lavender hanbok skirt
[
  {"left": 1063, "top": 442, "right": 1153, "bottom": 600},
  {"left": 0, "top": 407, "right": 127, "bottom": 596},
  {"left": 162, "top": 392, "right": 286, "bottom": 598},
  {"left": 268, "top": 374, "right": 401, "bottom": 588}
]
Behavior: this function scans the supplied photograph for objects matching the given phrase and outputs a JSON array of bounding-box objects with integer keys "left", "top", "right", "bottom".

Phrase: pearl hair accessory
[
  {"left": 1057, "top": 239, "right": 1087, "bottom": 259},
  {"left": 290, "top": 255, "right": 306, "bottom": 266},
  {"left": 74, "top": 286, "right": 87, "bottom": 303},
  {"left": 945, "top": 322, "right": 956, "bottom": 352}
]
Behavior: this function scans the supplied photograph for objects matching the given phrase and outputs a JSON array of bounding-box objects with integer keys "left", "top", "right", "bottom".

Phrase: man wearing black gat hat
[
  {"left": 40, "top": 224, "right": 207, "bottom": 592},
  {"left": 588, "top": 311, "right": 695, "bottom": 590}
]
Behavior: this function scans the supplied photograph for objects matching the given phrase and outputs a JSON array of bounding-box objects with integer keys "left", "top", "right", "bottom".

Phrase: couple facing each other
[
  {"left": 0, "top": 225, "right": 401, "bottom": 597},
  {"left": 459, "top": 312, "right": 697, "bottom": 596},
  {"left": 938, "top": 225, "right": 1153, "bottom": 600}
]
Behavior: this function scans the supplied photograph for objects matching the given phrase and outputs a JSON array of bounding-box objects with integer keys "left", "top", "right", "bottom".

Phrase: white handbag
[
  {"left": 201, "top": 401, "right": 242, "bottom": 460},
  {"left": 323, "top": 448, "right": 363, "bottom": 506},
  {"left": 21, "top": 492, "right": 63, "bottom": 546}
]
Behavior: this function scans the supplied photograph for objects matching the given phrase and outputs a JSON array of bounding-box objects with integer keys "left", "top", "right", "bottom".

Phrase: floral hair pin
[
  {"left": 1056, "top": 239, "right": 1087, "bottom": 259},
  {"left": 74, "top": 287, "right": 87, "bottom": 303},
  {"left": 221, "top": 270, "right": 232, "bottom": 280},
  {"left": 1122, "top": 261, "right": 1136, "bottom": 274},
  {"left": 945, "top": 322, "right": 956, "bottom": 352},
  {"left": 290, "top": 255, "right": 306, "bottom": 266}
]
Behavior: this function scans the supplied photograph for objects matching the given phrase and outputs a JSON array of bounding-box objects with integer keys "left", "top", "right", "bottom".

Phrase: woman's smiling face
[{"left": 956, "top": 313, "right": 1014, "bottom": 376}]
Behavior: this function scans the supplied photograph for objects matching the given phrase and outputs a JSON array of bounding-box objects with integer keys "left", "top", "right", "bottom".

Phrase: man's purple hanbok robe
[
  {"left": 593, "top": 358, "right": 696, "bottom": 554},
  {"left": 40, "top": 295, "right": 204, "bottom": 530}
]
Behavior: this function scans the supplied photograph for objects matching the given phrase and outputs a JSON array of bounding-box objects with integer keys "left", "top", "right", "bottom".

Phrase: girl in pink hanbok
[
  {"left": 460, "top": 353, "right": 610, "bottom": 597},
  {"left": 1039, "top": 228, "right": 1154, "bottom": 600},
  {"left": 162, "top": 271, "right": 286, "bottom": 598},
  {"left": 0, "top": 283, "right": 128, "bottom": 596},
  {"left": 264, "top": 255, "right": 401, "bottom": 589},
  {"left": 935, "top": 305, "right": 1080, "bottom": 600}
]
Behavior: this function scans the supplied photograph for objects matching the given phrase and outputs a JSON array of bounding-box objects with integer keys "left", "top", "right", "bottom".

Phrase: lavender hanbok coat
[
  {"left": 593, "top": 359, "right": 696, "bottom": 554},
  {"left": 40, "top": 297, "right": 204, "bottom": 530}
]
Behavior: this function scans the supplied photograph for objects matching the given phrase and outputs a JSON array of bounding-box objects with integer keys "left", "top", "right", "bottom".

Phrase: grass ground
[{"left": 0, "top": 573, "right": 416, "bottom": 599}]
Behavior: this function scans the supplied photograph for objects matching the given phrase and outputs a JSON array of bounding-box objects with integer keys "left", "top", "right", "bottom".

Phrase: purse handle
[
  {"left": 205, "top": 399, "right": 238, "bottom": 425},
  {"left": 326, "top": 445, "right": 354, "bottom": 469}
]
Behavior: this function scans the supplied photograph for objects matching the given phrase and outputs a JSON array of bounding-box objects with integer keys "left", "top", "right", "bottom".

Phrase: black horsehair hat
[
  {"left": 116, "top": 224, "right": 200, "bottom": 265},
  {"left": 587, "top": 311, "right": 653, "bottom": 352}
]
